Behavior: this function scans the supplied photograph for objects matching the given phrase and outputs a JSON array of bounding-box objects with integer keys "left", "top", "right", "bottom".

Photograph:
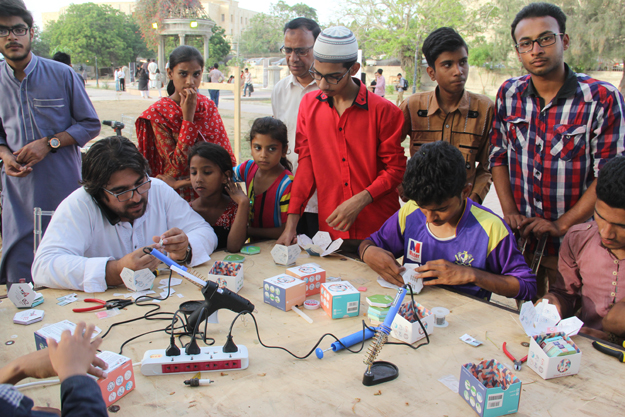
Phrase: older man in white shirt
[
  {"left": 32, "top": 136, "right": 217, "bottom": 292},
  {"left": 271, "top": 17, "right": 321, "bottom": 238}
]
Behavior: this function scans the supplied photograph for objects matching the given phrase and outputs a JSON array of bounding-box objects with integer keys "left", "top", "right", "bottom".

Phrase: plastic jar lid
[{"left": 303, "top": 299, "right": 320, "bottom": 310}]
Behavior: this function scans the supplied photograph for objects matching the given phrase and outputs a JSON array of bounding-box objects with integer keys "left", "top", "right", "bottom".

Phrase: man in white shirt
[
  {"left": 208, "top": 63, "right": 225, "bottom": 107},
  {"left": 147, "top": 58, "right": 161, "bottom": 97},
  {"left": 271, "top": 17, "right": 320, "bottom": 237},
  {"left": 32, "top": 136, "right": 218, "bottom": 292}
]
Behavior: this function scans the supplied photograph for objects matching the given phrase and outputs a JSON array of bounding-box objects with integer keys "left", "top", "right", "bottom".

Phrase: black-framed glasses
[
  {"left": 0, "top": 25, "right": 30, "bottom": 37},
  {"left": 103, "top": 179, "right": 151, "bottom": 202},
  {"left": 515, "top": 33, "right": 564, "bottom": 54},
  {"left": 280, "top": 45, "right": 313, "bottom": 57},
  {"left": 309, "top": 65, "right": 353, "bottom": 85}
]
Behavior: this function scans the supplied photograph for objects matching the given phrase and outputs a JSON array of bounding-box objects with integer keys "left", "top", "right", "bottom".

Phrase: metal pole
[
  {"left": 95, "top": 56, "right": 99, "bottom": 88},
  {"left": 233, "top": 66, "right": 241, "bottom": 163}
]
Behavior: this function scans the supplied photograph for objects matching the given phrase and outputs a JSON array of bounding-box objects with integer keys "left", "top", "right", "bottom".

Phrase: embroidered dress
[
  {"left": 233, "top": 160, "right": 293, "bottom": 228},
  {"left": 192, "top": 199, "right": 238, "bottom": 249},
  {"left": 136, "top": 94, "right": 235, "bottom": 201}
]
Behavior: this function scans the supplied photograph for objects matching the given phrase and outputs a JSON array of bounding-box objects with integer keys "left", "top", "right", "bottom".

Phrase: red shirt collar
[{"left": 315, "top": 78, "right": 369, "bottom": 110}]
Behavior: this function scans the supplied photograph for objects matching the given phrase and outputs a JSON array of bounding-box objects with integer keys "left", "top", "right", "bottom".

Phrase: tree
[
  {"left": 338, "top": 0, "right": 487, "bottom": 92},
  {"left": 239, "top": 1, "right": 319, "bottom": 56},
  {"left": 209, "top": 25, "right": 231, "bottom": 64},
  {"left": 239, "top": 13, "right": 283, "bottom": 55},
  {"left": 43, "top": 3, "right": 148, "bottom": 68},
  {"left": 31, "top": 25, "right": 50, "bottom": 59},
  {"left": 270, "top": 1, "right": 318, "bottom": 22}
]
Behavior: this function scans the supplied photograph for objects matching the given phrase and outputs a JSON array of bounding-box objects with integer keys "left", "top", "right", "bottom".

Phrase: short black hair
[
  {"left": 0, "top": 0, "right": 33, "bottom": 28},
  {"left": 402, "top": 141, "right": 467, "bottom": 206},
  {"left": 343, "top": 59, "right": 357, "bottom": 69},
  {"left": 422, "top": 27, "right": 468, "bottom": 68},
  {"left": 249, "top": 116, "right": 292, "bottom": 172},
  {"left": 213, "top": 63, "right": 219, "bottom": 69},
  {"left": 511, "top": 2, "right": 567, "bottom": 43},
  {"left": 597, "top": 156, "right": 625, "bottom": 210},
  {"left": 188, "top": 142, "right": 233, "bottom": 177},
  {"left": 52, "top": 52, "right": 71, "bottom": 66},
  {"left": 81, "top": 136, "right": 150, "bottom": 198},
  {"left": 376, "top": 68, "right": 383, "bottom": 74},
  {"left": 283, "top": 17, "right": 321, "bottom": 40}
]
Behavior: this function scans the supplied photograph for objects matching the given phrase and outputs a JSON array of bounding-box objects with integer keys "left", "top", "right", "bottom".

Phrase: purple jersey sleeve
[
  {"left": 485, "top": 230, "right": 537, "bottom": 300},
  {"left": 367, "top": 210, "right": 404, "bottom": 258}
]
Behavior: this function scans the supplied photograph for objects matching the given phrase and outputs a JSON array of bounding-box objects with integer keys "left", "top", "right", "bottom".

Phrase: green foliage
[
  {"left": 270, "top": 1, "right": 318, "bottom": 22},
  {"left": 31, "top": 25, "right": 50, "bottom": 59},
  {"left": 43, "top": 3, "right": 148, "bottom": 68},
  {"left": 209, "top": 25, "right": 231, "bottom": 63},
  {"left": 240, "top": 13, "right": 283, "bottom": 55},
  {"left": 239, "top": 1, "right": 319, "bottom": 56}
]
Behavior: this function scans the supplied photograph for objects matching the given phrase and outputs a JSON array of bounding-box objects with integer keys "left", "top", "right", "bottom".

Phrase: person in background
[
  {"left": 490, "top": 2, "right": 625, "bottom": 297},
  {"left": 114, "top": 66, "right": 120, "bottom": 91},
  {"left": 189, "top": 142, "right": 249, "bottom": 252},
  {"left": 135, "top": 46, "right": 235, "bottom": 202},
  {"left": 243, "top": 68, "right": 253, "bottom": 97},
  {"left": 539, "top": 156, "right": 625, "bottom": 344},
  {"left": 400, "top": 27, "right": 494, "bottom": 205},
  {"left": 277, "top": 27, "right": 406, "bottom": 251},
  {"left": 51, "top": 51, "right": 85, "bottom": 86},
  {"left": 395, "top": 72, "right": 407, "bottom": 106},
  {"left": 271, "top": 17, "right": 321, "bottom": 238},
  {"left": 136, "top": 62, "right": 150, "bottom": 98},
  {"left": 0, "top": 322, "right": 108, "bottom": 417},
  {"left": 374, "top": 68, "right": 385, "bottom": 97},
  {"left": 118, "top": 64, "right": 125, "bottom": 91},
  {"left": 360, "top": 141, "right": 536, "bottom": 301},
  {"left": 208, "top": 63, "right": 224, "bottom": 107},
  {"left": 148, "top": 58, "right": 161, "bottom": 98},
  {"left": 0, "top": 0, "right": 100, "bottom": 286},
  {"left": 234, "top": 117, "right": 293, "bottom": 239}
]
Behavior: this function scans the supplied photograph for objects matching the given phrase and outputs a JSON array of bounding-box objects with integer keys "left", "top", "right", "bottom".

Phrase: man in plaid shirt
[{"left": 490, "top": 2, "right": 625, "bottom": 297}]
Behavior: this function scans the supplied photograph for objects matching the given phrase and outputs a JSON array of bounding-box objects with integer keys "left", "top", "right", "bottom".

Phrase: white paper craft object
[
  {"left": 271, "top": 244, "right": 301, "bottom": 266},
  {"left": 297, "top": 231, "right": 343, "bottom": 257},
  {"left": 519, "top": 299, "right": 584, "bottom": 337},
  {"left": 120, "top": 267, "right": 155, "bottom": 292}
]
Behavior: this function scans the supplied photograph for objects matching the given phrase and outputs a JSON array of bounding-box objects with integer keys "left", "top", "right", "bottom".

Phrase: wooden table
[{"left": 1, "top": 240, "right": 622, "bottom": 416}]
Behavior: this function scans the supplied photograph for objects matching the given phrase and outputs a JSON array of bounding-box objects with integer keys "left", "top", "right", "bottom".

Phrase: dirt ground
[{"left": 92, "top": 99, "right": 265, "bottom": 162}]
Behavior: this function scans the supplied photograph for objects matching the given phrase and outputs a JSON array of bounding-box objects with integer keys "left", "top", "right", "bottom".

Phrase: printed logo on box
[{"left": 407, "top": 239, "right": 422, "bottom": 263}]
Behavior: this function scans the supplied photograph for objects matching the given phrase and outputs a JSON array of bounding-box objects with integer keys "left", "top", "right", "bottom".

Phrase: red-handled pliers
[
  {"left": 73, "top": 298, "right": 133, "bottom": 313},
  {"left": 503, "top": 342, "right": 528, "bottom": 371}
]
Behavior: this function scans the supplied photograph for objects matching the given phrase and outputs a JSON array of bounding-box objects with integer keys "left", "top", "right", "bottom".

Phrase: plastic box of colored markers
[
  {"left": 526, "top": 332, "right": 582, "bottom": 379},
  {"left": 390, "top": 301, "right": 434, "bottom": 344},
  {"left": 206, "top": 261, "right": 244, "bottom": 293},
  {"left": 459, "top": 359, "right": 521, "bottom": 417}
]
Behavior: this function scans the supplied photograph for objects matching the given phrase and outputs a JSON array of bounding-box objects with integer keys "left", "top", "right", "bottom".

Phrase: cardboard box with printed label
[
  {"left": 95, "top": 351, "right": 135, "bottom": 407},
  {"left": 526, "top": 332, "right": 582, "bottom": 379},
  {"left": 207, "top": 261, "right": 244, "bottom": 293},
  {"left": 286, "top": 263, "right": 326, "bottom": 296},
  {"left": 390, "top": 301, "right": 434, "bottom": 344},
  {"left": 34, "top": 320, "right": 101, "bottom": 350},
  {"left": 459, "top": 359, "right": 521, "bottom": 417},
  {"left": 263, "top": 274, "right": 306, "bottom": 312},
  {"left": 320, "top": 281, "right": 361, "bottom": 319}
]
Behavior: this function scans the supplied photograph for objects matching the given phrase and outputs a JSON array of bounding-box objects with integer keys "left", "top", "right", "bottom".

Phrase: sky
[{"left": 26, "top": 0, "right": 339, "bottom": 28}]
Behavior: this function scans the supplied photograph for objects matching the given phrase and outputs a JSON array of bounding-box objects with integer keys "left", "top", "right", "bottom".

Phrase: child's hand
[
  {"left": 47, "top": 322, "right": 104, "bottom": 382},
  {"left": 180, "top": 87, "right": 198, "bottom": 122},
  {"left": 224, "top": 178, "right": 249, "bottom": 206}
]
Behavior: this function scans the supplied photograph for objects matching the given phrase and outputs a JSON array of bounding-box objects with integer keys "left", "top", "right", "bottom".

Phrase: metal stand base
[{"left": 362, "top": 361, "right": 399, "bottom": 386}]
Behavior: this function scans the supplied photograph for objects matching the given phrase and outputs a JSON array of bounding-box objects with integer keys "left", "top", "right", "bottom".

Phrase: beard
[
  {"left": 2, "top": 39, "right": 32, "bottom": 63},
  {"left": 114, "top": 197, "right": 148, "bottom": 222}
]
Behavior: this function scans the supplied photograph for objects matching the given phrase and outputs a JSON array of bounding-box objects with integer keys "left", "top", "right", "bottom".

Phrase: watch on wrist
[
  {"left": 47, "top": 136, "right": 61, "bottom": 153},
  {"left": 181, "top": 245, "right": 192, "bottom": 265}
]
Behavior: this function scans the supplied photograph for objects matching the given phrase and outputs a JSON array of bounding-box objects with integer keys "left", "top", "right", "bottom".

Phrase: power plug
[
  {"left": 166, "top": 336, "right": 180, "bottom": 356},
  {"left": 222, "top": 335, "right": 238, "bottom": 353},
  {"left": 185, "top": 337, "right": 201, "bottom": 355}
]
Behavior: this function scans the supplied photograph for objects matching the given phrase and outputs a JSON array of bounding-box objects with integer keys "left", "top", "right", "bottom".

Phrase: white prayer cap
[{"left": 313, "top": 26, "right": 358, "bottom": 63}]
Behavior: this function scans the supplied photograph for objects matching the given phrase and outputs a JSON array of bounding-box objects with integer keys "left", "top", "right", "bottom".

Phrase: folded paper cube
[
  {"left": 120, "top": 267, "right": 155, "bottom": 292},
  {"left": 271, "top": 244, "right": 301, "bottom": 266}
]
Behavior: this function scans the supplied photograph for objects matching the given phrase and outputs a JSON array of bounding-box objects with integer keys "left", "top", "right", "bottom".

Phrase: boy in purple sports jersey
[{"left": 359, "top": 141, "right": 536, "bottom": 301}]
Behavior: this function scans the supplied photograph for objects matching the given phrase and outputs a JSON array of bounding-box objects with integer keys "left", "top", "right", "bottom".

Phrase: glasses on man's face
[
  {"left": 280, "top": 45, "right": 313, "bottom": 57},
  {"left": 515, "top": 33, "right": 564, "bottom": 54},
  {"left": 309, "top": 65, "right": 353, "bottom": 85},
  {"left": 0, "top": 25, "right": 30, "bottom": 37},
  {"left": 103, "top": 178, "right": 151, "bottom": 202}
]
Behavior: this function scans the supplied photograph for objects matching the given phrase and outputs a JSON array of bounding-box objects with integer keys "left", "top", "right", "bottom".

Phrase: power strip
[{"left": 140, "top": 345, "right": 249, "bottom": 376}]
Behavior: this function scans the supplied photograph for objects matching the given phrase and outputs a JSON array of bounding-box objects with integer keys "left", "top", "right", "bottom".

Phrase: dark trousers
[
  {"left": 119, "top": 78, "right": 125, "bottom": 91},
  {"left": 209, "top": 89, "right": 219, "bottom": 107}
]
